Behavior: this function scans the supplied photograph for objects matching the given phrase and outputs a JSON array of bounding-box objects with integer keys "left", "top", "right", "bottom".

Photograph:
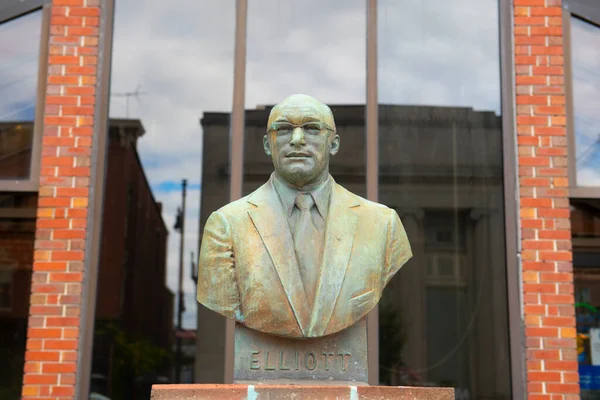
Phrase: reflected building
[
  {"left": 91, "top": 119, "right": 173, "bottom": 399},
  {"left": 0, "top": 192, "right": 36, "bottom": 399},
  {"left": 196, "top": 104, "right": 511, "bottom": 398}
]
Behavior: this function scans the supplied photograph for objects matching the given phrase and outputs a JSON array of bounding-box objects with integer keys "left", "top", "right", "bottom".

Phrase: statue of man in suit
[{"left": 197, "top": 94, "right": 412, "bottom": 339}]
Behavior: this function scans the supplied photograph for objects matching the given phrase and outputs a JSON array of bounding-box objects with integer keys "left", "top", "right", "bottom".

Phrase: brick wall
[
  {"left": 21, "top": 0, "right": 103, "bottom": 399},
  {"left": 514, "top": 0, "right": 579, "bottom": 398}
]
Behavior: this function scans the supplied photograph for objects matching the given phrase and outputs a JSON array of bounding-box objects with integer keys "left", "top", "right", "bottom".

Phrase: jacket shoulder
[
  {"left": 215, "top": 194, "right": 253, "bottom": 217},
  {"left": 336, "top": 184, "right": 394, "bottom": 216},
  {"left": 212, "top": 181, "right": 270, "bottom": 219}
]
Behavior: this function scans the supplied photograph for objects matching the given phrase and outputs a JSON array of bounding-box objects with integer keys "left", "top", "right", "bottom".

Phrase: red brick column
[
  {"left": 21, "top": 1, "right": 107, "bottom": 399},
  {"left": 514, "top": 0, "right": 579, "bottom": 399}
]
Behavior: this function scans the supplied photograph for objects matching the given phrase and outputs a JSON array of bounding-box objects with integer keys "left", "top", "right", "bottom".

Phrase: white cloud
[
  {"left": 578, "top": 168, "right": 600, "bottom": 187},
  {"left": 378, "top": 0, "right": 501, "bottom": 112}
]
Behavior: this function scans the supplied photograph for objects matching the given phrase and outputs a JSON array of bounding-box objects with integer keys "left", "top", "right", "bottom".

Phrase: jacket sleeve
[
  {"left": 197, "top": 211, "right": 243, "bottom": 322},
  {"left": 383, "top": 208, "right": 413, "bottom": 286}
]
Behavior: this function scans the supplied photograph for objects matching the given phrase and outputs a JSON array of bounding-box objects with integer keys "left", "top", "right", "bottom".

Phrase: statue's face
[{"left": 263, "top": 96, "right": 339, "bottom": 188}]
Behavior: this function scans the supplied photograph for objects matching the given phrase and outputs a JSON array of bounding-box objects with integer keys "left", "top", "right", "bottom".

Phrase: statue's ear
[
  {"left": 263, "top": 135, "right": 272, "bottom": 156},
  {"left": 329, "top": 134, "right": 340, "bottom": 156}
]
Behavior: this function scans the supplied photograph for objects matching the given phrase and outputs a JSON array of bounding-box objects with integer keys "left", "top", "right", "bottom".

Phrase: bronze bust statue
[{"left": 197, "top": 94, "right": 412, "bottom": 339}]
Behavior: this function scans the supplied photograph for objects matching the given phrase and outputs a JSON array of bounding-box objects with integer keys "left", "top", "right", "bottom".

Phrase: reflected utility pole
[{"left": 174, "top": 179, "right": 187, "bottom": 383}]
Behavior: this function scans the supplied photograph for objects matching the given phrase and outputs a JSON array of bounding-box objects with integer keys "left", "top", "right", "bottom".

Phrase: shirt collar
[{"left": 272, "top": 172, "right": 332, "bottom": 220}]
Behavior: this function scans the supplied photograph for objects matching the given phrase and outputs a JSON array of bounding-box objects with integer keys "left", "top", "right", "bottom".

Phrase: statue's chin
[{"left": 278, "top": 168, "right": 316, "bottom": 188}]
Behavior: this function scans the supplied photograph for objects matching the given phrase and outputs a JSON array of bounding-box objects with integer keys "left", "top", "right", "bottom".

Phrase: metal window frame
[
  {"left": 563, "top": 1, "right": 600, "bottom": 198},
  {"left": 225, "top": 0, "right": 248, "bottom": 384},
  {"left": 365, "top": 0, "right": 379, "bottom": 385},
  {"left": 0, "top": 2, "right": 49, "bottom": 192},
  {"left": 75, "top": 0, "right": 115, "bottom": 397},
  {"left": 499, "top": 0, "right": 526, "bottom": 398}
]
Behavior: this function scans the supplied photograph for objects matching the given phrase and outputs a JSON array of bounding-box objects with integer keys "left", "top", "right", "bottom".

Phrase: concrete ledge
[{"left": 151, "top": 384, "right": 454, "bottom": 399}]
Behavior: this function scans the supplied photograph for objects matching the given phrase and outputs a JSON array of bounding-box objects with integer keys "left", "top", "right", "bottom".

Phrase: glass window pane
[
  {"left": 92, "top": 1, "right": 235, "bottom": 396},
  {"left": 571, "top": 17, "right": 600, "bottom": 187},
  {"left": 377, "top": 0, "right": 511, "bottom": 396},
  {"left": 0, "top": 194, "right": 37, "bottom": 399},
  {"left": 243, "top": 0, "right": 366, "bottom": 197},
  {"left": 0, "top": 10, "right": 41, "bottom": 180},
  {"left": 572, "top": 200, "right": 600, "bottom": 396}
]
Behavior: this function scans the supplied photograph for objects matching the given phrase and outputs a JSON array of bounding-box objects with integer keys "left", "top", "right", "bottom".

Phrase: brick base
[{"left": 151, "top": 384, "right": 454, "bottom": 400}]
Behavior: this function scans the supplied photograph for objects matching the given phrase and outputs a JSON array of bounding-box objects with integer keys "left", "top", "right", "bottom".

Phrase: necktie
[{"left": 293, "top": 193, "right": 322, "bottom": 310}]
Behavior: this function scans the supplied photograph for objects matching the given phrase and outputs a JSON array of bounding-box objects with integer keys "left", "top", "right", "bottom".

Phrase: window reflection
[
  {"left": 571, "top": 17, "right": 600, "bottom": 187},
  {"left": 90, "top": 120, "right": 173, "bottom": 399},
  {"left": 378, "top": 0, "right": 511, "bottom": 396},
  {"left": 94, "top": 1, "right": 236, "bottom": 396},
  {"left": 0, "top": 10, "right": 41, "bottom": 180},
  {"left": 0, "top": 194, "right": 37, "bottom": 399},
  {"left": 572, "top": 200, "right": 600, "bottom": 395}
]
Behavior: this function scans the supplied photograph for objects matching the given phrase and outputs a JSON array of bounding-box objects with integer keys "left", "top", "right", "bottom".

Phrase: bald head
[
  {"left": 267, "top": 94, "right": 336, "bottom": 133},
  {"left": 263, "top": 94, "right": 340, "bottom": 190}
]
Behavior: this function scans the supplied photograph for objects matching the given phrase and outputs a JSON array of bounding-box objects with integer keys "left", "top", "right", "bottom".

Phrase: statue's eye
[
  {"left": 303, "top": 123, "right": 321, "bottom": 134},
  {"left": 275, "top": 124, "right": 293, "bottom": 135}
]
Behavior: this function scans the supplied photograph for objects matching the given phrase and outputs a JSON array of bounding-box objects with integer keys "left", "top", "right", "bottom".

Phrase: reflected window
[
  {"left": 377, "top": 0, "right": 511, "bottom": 396},
  {"left": 572, "top": 200, "right": 600, "bottom": 395},
  {"left": 0, "top": 194, "right": 37, "bottom": 399},
  {"left": 571, "top": 17, "right": 600, "bottom": 187},
  {"left": 0, "top": 10, "right": 42, "bottom": 180},
  {"left": 0, "top": 269, "right": 11, "bottom": 310}
]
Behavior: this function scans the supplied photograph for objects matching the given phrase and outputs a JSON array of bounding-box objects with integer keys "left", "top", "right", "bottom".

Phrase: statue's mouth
[{"left": 286, "top": 152, "right": 311, "bottom": 158}]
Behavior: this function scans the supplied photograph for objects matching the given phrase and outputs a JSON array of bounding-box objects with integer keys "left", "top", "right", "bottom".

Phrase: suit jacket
[{"left": 197, "top": 176, "right": 412, "bottom": 338}]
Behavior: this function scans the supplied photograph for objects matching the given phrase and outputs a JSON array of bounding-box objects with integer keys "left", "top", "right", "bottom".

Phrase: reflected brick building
[{"left": 91, "top": 119, "right": 174, "bottom": 398}]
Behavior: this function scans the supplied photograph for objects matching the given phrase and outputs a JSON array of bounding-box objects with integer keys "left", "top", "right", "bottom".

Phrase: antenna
[{"left": 111, "top": 84, "right": 147, "bottom": 117}]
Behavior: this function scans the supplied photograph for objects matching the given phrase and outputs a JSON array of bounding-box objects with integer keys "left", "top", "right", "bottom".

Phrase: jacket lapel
[
  {"left": 308, "top": 183, "right": 359, "bottom": 337},
  {"left": 247, "top": 179, "right": 310, "bottom": 336}
]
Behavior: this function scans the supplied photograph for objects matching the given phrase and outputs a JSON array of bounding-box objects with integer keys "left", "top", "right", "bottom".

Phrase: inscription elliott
[{"left": 249, "top": 350, "right": 352, "bottom": 372}]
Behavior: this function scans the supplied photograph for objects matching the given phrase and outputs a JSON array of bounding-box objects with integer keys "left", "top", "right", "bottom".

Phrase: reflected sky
[
  {"left": 572, "top": 16, "right": 600, "bottom": 186},
  {"left": 0, "top": 10, "right": 41, "bottom": 121},
  {"left": 378, "top": 0, "right": 501, "bottom": 113},
  {"left": 246, "top": 0, "right": 365, "bottom": 106}
]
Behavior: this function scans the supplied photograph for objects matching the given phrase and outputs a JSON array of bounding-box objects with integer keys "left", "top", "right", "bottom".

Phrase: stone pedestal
[
  {"left": 151, "top": 384, "right": 454, "bottom": 399},
  {"left": 234, "top": 319, "right": 367, "bottom": 384}
]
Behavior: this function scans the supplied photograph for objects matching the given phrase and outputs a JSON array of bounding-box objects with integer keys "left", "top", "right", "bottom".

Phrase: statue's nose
[{"left": 289, "top": 127, "right": 305, "bottom": 146}]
